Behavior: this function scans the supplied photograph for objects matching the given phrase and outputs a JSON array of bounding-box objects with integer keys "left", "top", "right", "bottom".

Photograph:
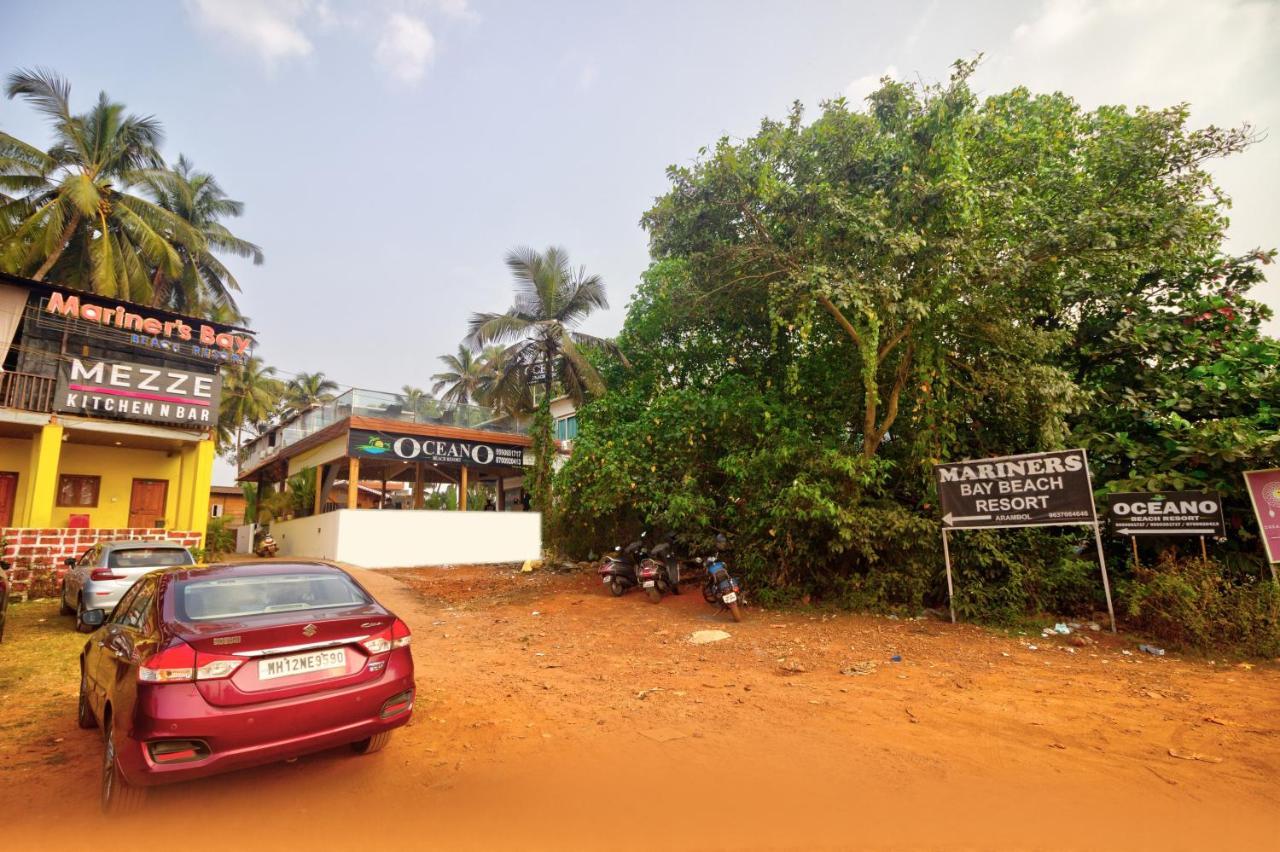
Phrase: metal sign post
[
  {"left": 942, "top": 528, "right": 955, "bottom": 624},
  {"left": 934, "top": 449, "right": 1115, "bottom": 631}
]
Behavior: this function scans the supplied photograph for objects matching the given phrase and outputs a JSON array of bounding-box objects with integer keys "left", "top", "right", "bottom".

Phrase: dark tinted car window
[
  {"left": 108, "top": 548, "right": 193, "bottom": 569},
  {"left": 176, "top": 573, "right": 370, "bottom": 621}
]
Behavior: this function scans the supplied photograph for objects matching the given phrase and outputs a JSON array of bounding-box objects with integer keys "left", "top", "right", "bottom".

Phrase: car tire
[
  {"left": 351, "top": 731, "right": 392, "bottom": 755},
  {"left": 101, "top": 726, "right": 147, "bottom": 815},
  {"left": 77, "top": 670, "right": 97, "bottom": 730},
  {"left": 60, "top": 592, "right": 74, "bottom": 616}
]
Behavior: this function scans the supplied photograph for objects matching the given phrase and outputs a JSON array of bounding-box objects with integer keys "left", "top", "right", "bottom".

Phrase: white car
[{"left": 60, "top": 541, "right": 195, "bottom": 630}]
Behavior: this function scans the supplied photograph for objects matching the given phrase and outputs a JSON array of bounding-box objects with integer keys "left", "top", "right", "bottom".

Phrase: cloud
[
  {"left": 184, "top": 0, "right": 317, "bottom": 64},
  {"left": 375, "top": 13, "right": 436, "bottom": 83},
  {"left": 433, "top": 0, "right": 480, "bottom": 21},
  {"left": 845, "top": 65, "right": 899, "bottom": 104},
  {"left": 578, "top": 63, "right": 598, "bottom": 91}
]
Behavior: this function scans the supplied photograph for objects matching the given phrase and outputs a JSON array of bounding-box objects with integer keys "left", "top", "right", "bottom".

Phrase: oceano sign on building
[{"left": 348, "top": 429, "right": 524, "bottom": 468}]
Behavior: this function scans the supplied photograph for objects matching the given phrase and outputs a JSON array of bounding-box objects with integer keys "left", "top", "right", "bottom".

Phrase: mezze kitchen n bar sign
[{"left": 54, "top": 357, "right": 221, "bottom": 427}]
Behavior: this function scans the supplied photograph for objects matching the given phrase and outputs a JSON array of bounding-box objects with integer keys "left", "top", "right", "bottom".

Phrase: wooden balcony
[{"left": 0, "top": 371, "right": 56, "bottom": 413}]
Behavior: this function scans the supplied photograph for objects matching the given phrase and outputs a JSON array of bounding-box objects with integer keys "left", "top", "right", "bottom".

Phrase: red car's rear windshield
[
  {"left": 175, "top": 573, "right": 370, "bottom": 621},
  {"left": 108, "top": 548, "right": 193, "bottom": 569}
]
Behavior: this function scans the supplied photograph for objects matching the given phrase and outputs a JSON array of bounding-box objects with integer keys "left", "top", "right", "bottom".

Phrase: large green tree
[
  {"left": 643, "top": 59, "right": 1252, "bottom": 472},
  {"left": 468, "top": 246, "right": 620, "bottom": 518},
  {"left": 281, "top": 371, "right": 339, "bottom": 418},
  {"left": 0, "top": 69, "right": 200, "bottom": 299},
  {"left": 137, "top": 154, "right": 263, "bottom": 319},
  {"left": 219, "top": 356, "right": 283, "bottom": 460}
]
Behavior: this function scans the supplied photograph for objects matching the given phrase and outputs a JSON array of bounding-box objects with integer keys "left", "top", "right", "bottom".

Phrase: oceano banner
[
  {"left": 1107, "top": 490, "right": 1224, "bottom": 537},
  {"left": 54, "top": 357, "right": 221, "bottom": 428},
  {"left": 934, "top": 449, "right": 1096, "bottom": 530},
  {"left": 348, "top": 428, "right": 525, "bottom": 468}
]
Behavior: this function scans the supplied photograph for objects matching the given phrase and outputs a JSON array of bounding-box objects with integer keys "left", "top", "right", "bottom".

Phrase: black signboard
[
  {"left": 54, "top": 357, "right": 221, "bottom": 428},
  {"left": 348, "top": 428, "right": 525, "bottom": 468},
  {"left": 1107, "top": 491, "right": 1224, "bottom": 537},
  {"left": 934, "top": 449, "right": 1096, "bottom": 530}
]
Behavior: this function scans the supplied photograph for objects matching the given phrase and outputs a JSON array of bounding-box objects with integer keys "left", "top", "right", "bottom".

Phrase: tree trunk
[{"left": 32, "top": 210, "right": 81, "bottom": 281}]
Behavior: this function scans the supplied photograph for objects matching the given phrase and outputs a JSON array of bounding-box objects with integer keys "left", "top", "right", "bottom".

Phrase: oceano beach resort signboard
[
  {"left": 934, "top": 449, "right": 1096, "bottom": 529},
  {"left": 54, "top": 357, "right": 221, "bottom": 427},
  {"left": 1107, "top": 491, "right": 1225, "bottom": 537},
  {"left": 348, "top": 429, "right": 524, "bottom": 468}
]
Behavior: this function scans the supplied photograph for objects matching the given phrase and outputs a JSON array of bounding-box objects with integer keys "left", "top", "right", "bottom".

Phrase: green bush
[
  {"left": 204, "top": 517, "right": 236, "bottom": 558},
  {"left": 1120, "top": 553, "right": 1280, "bottom": 656}
]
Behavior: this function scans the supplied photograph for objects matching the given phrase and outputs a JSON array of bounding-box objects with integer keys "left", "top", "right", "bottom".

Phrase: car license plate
[
  {"left": 722, "top": 592, "right": 738, "bottom": 604},
  {"left": 602, "top": 576, "right": 612, "bottom": 584},
  {"left": 642, "top": 580, "right": 656, "bottom": 588},
  {"left": 258, "top": 648, "right": 346, "bottom": 681}
]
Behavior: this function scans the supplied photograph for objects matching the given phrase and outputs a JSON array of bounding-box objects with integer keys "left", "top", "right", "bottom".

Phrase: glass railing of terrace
[{"left": 235, "top": 388, "right": 526, "bottom": 476}]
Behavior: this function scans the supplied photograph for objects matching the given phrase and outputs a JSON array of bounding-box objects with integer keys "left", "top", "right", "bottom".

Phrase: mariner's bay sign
[
  {"left": 933, "top": 449, "right": 1096, "bottom": 529},
  {"left": 54, "top": 357, "right": 221, "bottom": 427},
  {"left": 348, "top": 428, "right": 524, "bottom": 468}
]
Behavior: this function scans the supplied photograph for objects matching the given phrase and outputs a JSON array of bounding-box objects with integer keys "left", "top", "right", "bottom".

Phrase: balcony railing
[
  {"left": 0, "top": 371, "right": 55, "bottom": 413},
  {"left": 237, "top": 388, "right": 527, "bottom": 476}
]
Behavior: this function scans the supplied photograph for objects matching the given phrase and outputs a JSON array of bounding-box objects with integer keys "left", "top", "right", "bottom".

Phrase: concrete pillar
[
  {"left": 175, "top": 444, "right": 197, "bottom": 530},
  {"left": 187, "top": 439, "right": 214, "bottom": 542},
  {"left": 24, "top": 422, "right": 63, "bottom": 527}
]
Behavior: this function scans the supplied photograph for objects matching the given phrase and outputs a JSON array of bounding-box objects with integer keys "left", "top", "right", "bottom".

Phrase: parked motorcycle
[
  {"left": 598, "top": 532, "right": 645, "bottom": 597},
  {"left": 701, "top": 535, "right": 742, "bottom": 622},
  {"left": 254, "top": 532, "right": 279, "bottom": 558}
]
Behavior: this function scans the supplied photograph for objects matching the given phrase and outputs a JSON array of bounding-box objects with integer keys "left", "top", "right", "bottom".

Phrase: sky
[{"left": 2, "top": 0, "right": 1277, "bottom": 484}]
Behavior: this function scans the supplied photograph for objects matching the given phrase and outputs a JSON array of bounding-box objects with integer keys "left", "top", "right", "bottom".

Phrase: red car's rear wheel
[
  {"left": 101, "top": 726, "right": 147, "bottom": 815},
  {"left": 352, "top": 731, "right": 393, "bottom": 754}
]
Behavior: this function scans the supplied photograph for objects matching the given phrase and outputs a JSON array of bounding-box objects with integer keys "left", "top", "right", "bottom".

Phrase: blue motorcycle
[{"left": 701, "top": 535, "right": 743, "bottom": 622}]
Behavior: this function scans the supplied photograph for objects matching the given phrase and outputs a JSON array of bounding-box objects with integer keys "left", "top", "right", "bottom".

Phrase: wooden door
[
  {"left": 128, "top": 479, "right": 168, "bottom": 528},
  {"left": 0, "top": 472, "right": 17, "bottom": 527}
]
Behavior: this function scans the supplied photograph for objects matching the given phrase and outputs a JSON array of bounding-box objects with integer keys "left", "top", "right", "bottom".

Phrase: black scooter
[
  {"left": 598, "top": 532, "right": 682, "bottom": 601},
  {"left": 598, "top": 532, "right": 646, "bottom": 597}
]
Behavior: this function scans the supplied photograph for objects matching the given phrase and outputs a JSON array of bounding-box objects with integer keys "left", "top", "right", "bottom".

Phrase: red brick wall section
[{"left": 1, "top": 528, "right": 203, "bottom": 602}]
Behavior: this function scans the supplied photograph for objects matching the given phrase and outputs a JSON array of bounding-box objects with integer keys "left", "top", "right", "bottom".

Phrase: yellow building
[{"left": 0, "top": 273, "right": 252, "bottom": 595}]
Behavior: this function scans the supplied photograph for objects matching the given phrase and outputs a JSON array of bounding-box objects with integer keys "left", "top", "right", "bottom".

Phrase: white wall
[{"left": 270, "top": 509, "right": 542, "bottom": 569}]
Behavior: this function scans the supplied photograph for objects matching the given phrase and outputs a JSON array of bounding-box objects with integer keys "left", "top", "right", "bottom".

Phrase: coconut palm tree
[
  {"left": 219, "top": 356, "right": 283, "bottom": 460},
  {"left": 397, "top": 385, "right": 440, "bottom": 420},
  {"left": 431, "top": 345, "right": 490, "bottom": 407},
  {"left": 0, "top": 68, "right": 200, "bottom": 299},
  {"left": 468, "top": 246, "right": 621, "bottom": 517},
  {"left": 282, "top": 371, "right": 339, "bottom": 418},
  {"left": 137, "top": 155, "right": 262, "bottom": 320}
]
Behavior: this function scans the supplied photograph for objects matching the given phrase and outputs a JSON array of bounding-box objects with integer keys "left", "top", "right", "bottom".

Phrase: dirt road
[{"left": 2, "top": 564, "right": 1278, "bottom": 851}]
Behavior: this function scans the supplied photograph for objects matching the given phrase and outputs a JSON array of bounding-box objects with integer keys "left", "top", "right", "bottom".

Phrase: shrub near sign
[
  {"left": 1107, "top": 491, "right": 1225, "bottom": 537},
  {"left": 934, "top": 449, "right": 1096, "bottom": 529}
]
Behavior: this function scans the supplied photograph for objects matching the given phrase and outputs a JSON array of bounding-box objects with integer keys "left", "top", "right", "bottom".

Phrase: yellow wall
[
  {"left": 53, "top": 443, "right": 182, "bottom": 528},
  {"left": 0, "top": 437, "right": 32, "bottom": 524}
]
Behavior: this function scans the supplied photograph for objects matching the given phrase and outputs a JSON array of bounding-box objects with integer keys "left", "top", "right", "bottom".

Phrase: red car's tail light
[
  {"left": 140, "top": 642, "right": 196, "bottom": 682},
  {"left": 90, "top": 568, "right": 124, "bottom": 581},
  {"left": 362, "top": 618, "right": 412, "bottom": 654},
  {"left": 139, "top": 643, "right": 244, "bottom": 683}
]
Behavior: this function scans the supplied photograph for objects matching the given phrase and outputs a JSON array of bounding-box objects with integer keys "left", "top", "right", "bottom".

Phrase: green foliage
[
  {"left": 556, "top": 61, "right": 1277, "bottom": 647},
  {"left": 1121, "top": 553, "right": 1280, "bottom": 656},
  {"left": 203, "top": 517, "right": 236, "bottom": 557}
]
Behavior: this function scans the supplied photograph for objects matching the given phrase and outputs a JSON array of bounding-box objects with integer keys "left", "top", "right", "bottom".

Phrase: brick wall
[{"left": 1, "top": 527, "right": 203, "bottom": 601}]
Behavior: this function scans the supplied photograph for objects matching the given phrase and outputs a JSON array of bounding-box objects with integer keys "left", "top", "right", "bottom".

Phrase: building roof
[{"left": 210, "top": 485, "right": 243, "bottom": 496}]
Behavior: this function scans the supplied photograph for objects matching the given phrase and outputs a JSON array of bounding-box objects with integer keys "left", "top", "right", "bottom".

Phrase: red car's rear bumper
[{"left": 119, "top": 649, "right": 414, "bottom": 787}]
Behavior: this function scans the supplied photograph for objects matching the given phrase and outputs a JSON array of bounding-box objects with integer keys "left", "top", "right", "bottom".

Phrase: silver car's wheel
[{"left": 75, "top": 597, "right": 93, "bottom": 633}]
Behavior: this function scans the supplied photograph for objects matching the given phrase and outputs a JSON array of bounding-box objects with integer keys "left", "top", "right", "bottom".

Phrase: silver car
[{"left": 60, "top": 541, "right": 195, "bottom": 630}]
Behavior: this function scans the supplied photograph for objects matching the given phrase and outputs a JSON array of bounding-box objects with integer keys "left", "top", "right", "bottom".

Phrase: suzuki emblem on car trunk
[{"left": 302, "top": 624, "right": 318, "bottom": 637}]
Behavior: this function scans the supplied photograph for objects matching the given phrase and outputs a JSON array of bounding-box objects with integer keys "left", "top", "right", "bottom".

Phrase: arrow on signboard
[{"left": 943, "top": 512, "right": 992, "bottom": 526}]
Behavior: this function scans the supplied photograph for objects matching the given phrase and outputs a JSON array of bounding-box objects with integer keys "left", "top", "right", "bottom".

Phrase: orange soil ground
[{"left": 2, "top": 564, "right": 1278, "bottom": 851}]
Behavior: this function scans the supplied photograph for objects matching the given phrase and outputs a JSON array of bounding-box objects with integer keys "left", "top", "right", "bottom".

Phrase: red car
[{"left": 77, "top": 561, "right": 415, "bottom": 813}]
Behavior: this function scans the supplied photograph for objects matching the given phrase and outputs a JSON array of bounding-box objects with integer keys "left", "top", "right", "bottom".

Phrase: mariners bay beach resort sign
[
  {"left": 42, "top": 291, "right": 253, "bottom": 362},
  {"left": 348, "top": 429, "right": 525, "bottom": 468},
  {"left": 55, "top": 358, "right": 221, "bottom": 427},
  {"left": 934, "top": 449, "right": 1096, "bottom": 529}
]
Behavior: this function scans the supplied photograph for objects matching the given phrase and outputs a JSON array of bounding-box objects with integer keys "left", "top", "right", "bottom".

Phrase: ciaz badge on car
[{"left": 77, "top": 561, "right": 415, "bottom": 814}]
